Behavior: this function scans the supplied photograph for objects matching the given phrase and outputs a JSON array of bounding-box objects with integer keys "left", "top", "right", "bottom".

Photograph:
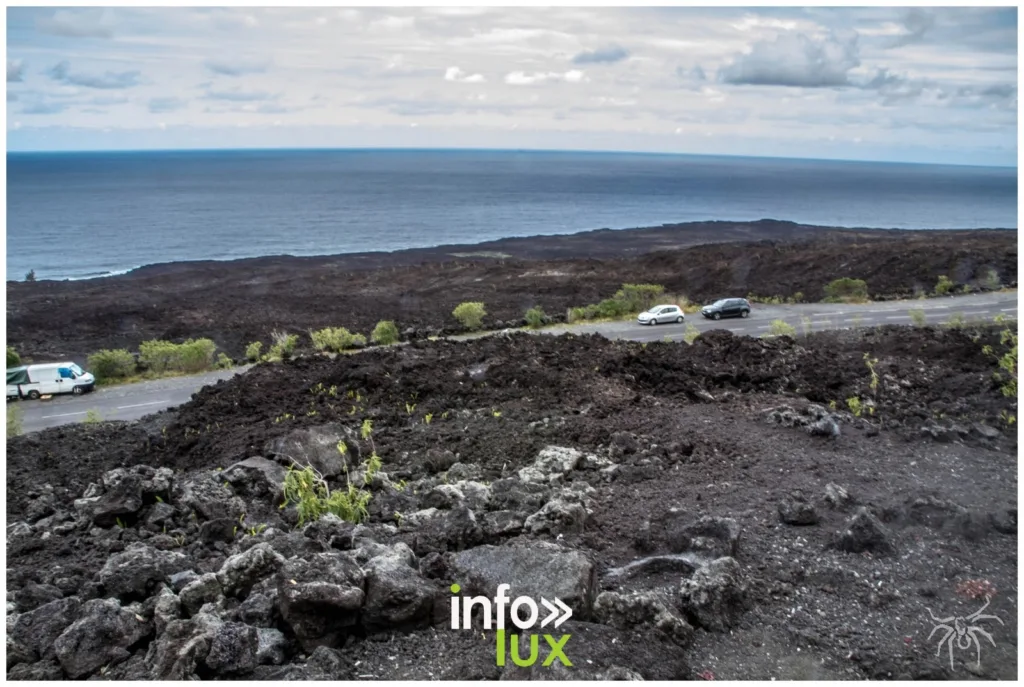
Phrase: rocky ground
[
  {"left": 6, "top": 220, "right": 1016, "bottom": 362},
  {"left": 6, "top": 323, "right": 1018, "bottom": 680}
]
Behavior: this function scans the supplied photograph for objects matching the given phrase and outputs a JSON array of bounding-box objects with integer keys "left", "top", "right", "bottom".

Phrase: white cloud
[
  {"left": 505, "top": 70, "right": 587, "bottom": 86},
  {"left": 445, "top": 66, "right": 486, "bottom": 84}
]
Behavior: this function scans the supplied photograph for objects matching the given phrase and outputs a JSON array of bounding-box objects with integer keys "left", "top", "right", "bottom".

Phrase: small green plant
[
  {"left": 393, "top": 511, "right": 404, "bottom": 525},
  {"left": 264, "top": 331, "right": 299, "bottom": 362},
  {"left": 935, "top": 274, "right": 955, "bottom": 296},
  {"left": 824, "top": 278, "right": 869, "bottom": 303},
  {"left": 908, "top": 309, "right": 927, "bottom": 326},
  {"left": 424, "top": 413, "right": 433, "bottom": 425},
  {"left": 405, "top": 402, "right": 416, "bottom": 415},
  {"left": 247, "top": 524, "right": 268, "bottom": 537},
  {"left": 245, "top": 341, "right": 263, "bottom": 362},
  {"left": 1000, "top": 410, "right": 1016, "bottom": 426},
  {"left": 767, "top": 319, "right": 797, "bottom": 338},
  {"left": 25, "top": 269, "right": 36, "bottom": 282},
  {"left": 7, "top": 405, "right": 23, "bottom": 438},
  {"left": 846, "top": 397, "right": 863, "bottom": 417},
  {"left": 7, "top": 346, "right": 21, "bottom": 367},
  {"left": 115, "top": 517, "right": 126, "bottom": 529},
  {"left": 800, "top": 317, "right": 812, "bottom": 336},
  {"left": 851, "top": 314, "right": 864, "bottom": 329},
  {"left": 864, "top": 353, "right": 880, "bottom": 394},
  {"left": 492, "top": 409, "right": 502, "bottom": 418},
  {"left": 946, "top": 312, "right": 967, "bottom": 329},
  {"left": 87, "top": 348, "right": 137, "bottom": 381},
  {"left": 682, "top": 322, "right": 700, "bottom": 345},
  {"left": 525, "top": 306, "right": 547, "bottom": 329},
  {"left": 371, "top": 320, "right": 400, "bottom": 345},
  {"left": 828, "top": 400, "right": 837, "bottom": 411},
  {"left": 983, "top": 315, "right": 1017, "bottom": 399},
  {"left": 216, "top": 352, "right": 233, "bottom": 369},
  {"left": 453, "top": 301, "right": 487, "bottom": 330},
  {"left": 83, "top": 409, "right": 103, "bottom": 424}
]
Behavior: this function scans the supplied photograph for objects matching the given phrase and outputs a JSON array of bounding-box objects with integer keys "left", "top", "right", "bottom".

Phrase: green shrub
[
  {"left": 7, "top": 405, "right": 23, "bottom": 438},
  {"left": 846, "top": 397, "right": 863, "bottom": 417},
  {"left": 24, "top": 270, "right": 35, "bottom": 282},
  {"left": 935, "top": 275, "right": 955, "bottom": 296},
  {"left": 613, "top": 284, "right": 665, "bottom": 313},
  {"left": 525, "top": 307, "right": 547, "bottom": 329},
  {"left": 452, "top": 302, "right": 487, "bottom": 330},
  {"left": 824, "top": 278, "right": 869, "bottom": 303},
  {"left": 245, "top": 341, "right": 263, "bottom": 362},
  {"left": 983, "top": 315, "right": 1017, "bottom": 399},
  {"left": 83, "top": 409, "right": 103, "bottom": 424},
  {"left": 946, "top": 312, "right": 967, "bottom": 329},
  {"left": 371, "top": 320, "right": 400, "bottom": 345},
  {"left": 908, "top": 309, "right": 927, "bottom": 326},
  {"left": 139, "top": 338, "right": 216, "bottom": 374},
  {"left": 265, "top": 331, "right": 299, "bottom": 361},
  {"left": 310, "top": 327, "right": 362, "bottom": 353},
  {"left": 7, "top": 346, "right": 20, "bottom": 367},
  {"left": 216, "top": 353, "right": 233, "bottom": 369},
  {"left": 596, "top": 298, "right": 629, "bottom": 319},
  {"left": 682, "top": 323, "right": 701, "bottom": 345},
  {"left": 87, "top": 349, "right": 137, "bottom": 381},
  {"left": 768, "top": 319, "right": 797, "bottom": 337}
]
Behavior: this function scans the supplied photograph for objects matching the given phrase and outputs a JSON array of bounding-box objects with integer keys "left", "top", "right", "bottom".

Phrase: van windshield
[{"left": 70, "top": 364, "right": 85, "bottom": 376}]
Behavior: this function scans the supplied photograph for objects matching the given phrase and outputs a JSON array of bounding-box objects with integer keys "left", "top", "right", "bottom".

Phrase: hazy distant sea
[{"left": 6, "top": 149, "right": 1017, "bottom": 281}]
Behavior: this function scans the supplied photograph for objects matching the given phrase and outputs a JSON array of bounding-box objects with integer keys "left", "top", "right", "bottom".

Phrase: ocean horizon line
[{"left": 5, "top": 145, "right": 1018, "bottom": 171}]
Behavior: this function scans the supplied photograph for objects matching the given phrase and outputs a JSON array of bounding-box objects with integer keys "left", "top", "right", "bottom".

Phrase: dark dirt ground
[
  {"left": 6, "top": 220, "right": 1016, "bottom": 362},
  {"left": 6, "top": 323, "right": 1018, "bottom": 680}
]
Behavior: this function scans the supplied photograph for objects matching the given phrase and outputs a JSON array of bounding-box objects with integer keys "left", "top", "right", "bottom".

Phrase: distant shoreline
[{"left": 9, "top": 219, "right": 1016, "bottom": 284}]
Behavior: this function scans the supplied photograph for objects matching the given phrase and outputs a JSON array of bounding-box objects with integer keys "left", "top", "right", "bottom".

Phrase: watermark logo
[
  {"left": 450, "top": 583, "right": 573, "bottom": 667},
  {"left": 926, "top": 597, "right": 1003, "bottom": 671}
]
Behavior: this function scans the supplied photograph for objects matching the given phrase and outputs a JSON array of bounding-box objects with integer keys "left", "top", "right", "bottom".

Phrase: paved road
[
  {"left": 542, "top": 291, "right": 1018, "bottom": 343},
  {"left": 10, "top": 292, "right": 1016, "bottom": 433},
  {"left": 14, "top": 367, "right": 250, "bottom": 434}
]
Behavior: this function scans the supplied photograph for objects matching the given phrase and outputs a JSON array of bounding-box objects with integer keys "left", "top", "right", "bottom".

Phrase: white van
[{"left": 7, "top": 363, "right": 96, "bottom": 400}]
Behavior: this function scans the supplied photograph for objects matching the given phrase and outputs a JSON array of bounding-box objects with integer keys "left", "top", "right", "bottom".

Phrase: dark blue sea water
[{"left": 6, "top": 149, "right": 1018, "bottom": 282}]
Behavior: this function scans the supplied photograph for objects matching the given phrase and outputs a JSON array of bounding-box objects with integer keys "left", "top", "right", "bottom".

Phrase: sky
[{"left": 4, "top": 5, "right": 1019, "bottom": 166}]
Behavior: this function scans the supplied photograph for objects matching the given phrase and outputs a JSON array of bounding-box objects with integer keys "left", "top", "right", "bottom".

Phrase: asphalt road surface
[{"left": 11, "top": 292, "right": 1016, "bottom": 434}]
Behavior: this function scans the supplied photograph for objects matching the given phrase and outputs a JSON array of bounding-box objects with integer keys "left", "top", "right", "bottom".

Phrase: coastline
[{"left": 9, "top": 218, "right": 1016, "bottom": 284}]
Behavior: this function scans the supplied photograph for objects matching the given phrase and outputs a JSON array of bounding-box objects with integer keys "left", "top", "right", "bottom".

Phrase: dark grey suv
[{"left": 701, "top": 298, "right": 751, "bottom": 320}]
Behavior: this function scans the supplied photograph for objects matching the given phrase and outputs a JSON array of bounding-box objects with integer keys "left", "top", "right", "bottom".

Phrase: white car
[{"left": 637, "top": 304, "right": 685, "bottom": 325}]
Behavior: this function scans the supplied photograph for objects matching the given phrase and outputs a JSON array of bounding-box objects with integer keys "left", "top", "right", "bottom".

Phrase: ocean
[{"left": 6, "top": 149, "right": 1018, "bottom": 282}]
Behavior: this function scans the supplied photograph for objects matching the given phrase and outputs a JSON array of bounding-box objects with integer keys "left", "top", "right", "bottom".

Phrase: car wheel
[
  {"left": 676, "top": 316, "right": 683, "bottom": 323},
  {"left": 72, "top": 386, "right": 84, "bottom": 396},
  {"left": 27, "top": 390, "right": 40, "bottom": 400},
  {"left": 713, "top": 312, "right": 721, "bottom": 321},
  {"left": 741, "top": 310, "right": 749, "bottom": 318}
]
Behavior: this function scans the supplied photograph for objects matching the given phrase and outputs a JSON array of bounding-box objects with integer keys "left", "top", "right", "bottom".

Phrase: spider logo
[{"left": 926, "top": 597, "right": 1004, "bottom": 671}]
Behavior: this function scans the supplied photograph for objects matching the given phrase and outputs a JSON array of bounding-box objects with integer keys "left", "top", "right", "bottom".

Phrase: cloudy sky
[{"left": 5, "top": 5, "right": 1018, "bottom": 165}]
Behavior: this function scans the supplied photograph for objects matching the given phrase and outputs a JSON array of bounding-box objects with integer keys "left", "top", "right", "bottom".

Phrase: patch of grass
[
  {"left": 823, "top": 278, "right": 869, "bottom": 304},
  {"left": 846, "top": 397, "right": 863, "bottom": 417},
  {"left": 682, "top": 322, "right": 701, "bottom": 345},
  {"left": 83, "top": 409, "right": 103, "bottom": 424},
  {"left": 264, "top": 331, "right": 299, "bottom": 362},
  {"left": 978, "top": 267, "right": 1001, "bottom": 291},
  {"left": 800, "top": 317, "right": 812, "bottom": 336},
  {"left": 908, "top": 308, "right": 927, "bottom": 326},
  {"left": 767, "top": 319, "right": 797, "bottom": 337},
  {"left": 310, "top": 327, "right": 365, "bottom": 353},
  {"left": 7, "top": 346, "right": 21, "bottom": 367},
  {"left": 453, "top": 302, "right": 487, "bottom": 330},
  {"left": 371, "top": 320, "right": 400, "bottom": 345},
  {"left": 7, "top": 405, "right": 23, "bottom": 438},
  {"left": 945, "top": 312, "right": 967, "bottom": 329},
  {"left": 934, "top": 275, "right": 955, "bottom": 296}
]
